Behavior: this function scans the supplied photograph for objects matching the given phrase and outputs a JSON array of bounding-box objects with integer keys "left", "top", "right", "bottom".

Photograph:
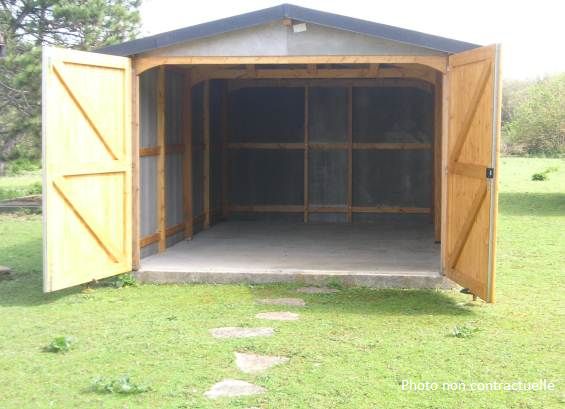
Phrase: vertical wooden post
[
  {"left": 203, "top": 80, "right": 211, "bottom": 229},
  {"left": 156, "top": 66, "right": 166, "bottom": 252},
  {"left": 433, "top": 71, "right": 442, "bottom": 242},
  {"left": 440, "top": 71, "right": 450, "bottom": 274},
  {"left": 131, "top": 68, "right": 140, "bottom": 269},
  {"left": 303, "top": 85, "right": 309, "bottom": 223},
  {"left": 347, "top": 85, "right": 353, "bottom": 223},
  {"left": 183, "top": 70, "right": 193, "bottom": 239},
  {"left": 221, "top": 80, "right": 229, "bottom": 220}
]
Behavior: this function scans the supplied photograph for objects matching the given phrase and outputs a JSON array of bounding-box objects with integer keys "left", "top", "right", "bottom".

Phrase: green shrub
[
  {"left": 531, "top": 166, "right": 559, "bottom": 181},
  {"left": 113, "top": 273, "right": 136, "bottom": 288},
  {"left": 5, "top": 158, "right": 41, "bottom": 176},
  {"left": 451, "top": 324, "right": 479, "bottom": 338},
  {"left": 91, "top": 375, "right": 150, "bottom": 394},
  {"left": 44, "top": 336, "right": 76, "bottom": 353}
]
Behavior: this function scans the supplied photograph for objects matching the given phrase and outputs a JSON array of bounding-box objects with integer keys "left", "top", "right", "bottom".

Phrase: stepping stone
[
  {"left": 210, "top": 327, "right": 274, "bottom": 339},
  {"left": 235, "top": 352, "right": 289, "bottom": 374},
  {"left": 0, "top": 266, "right": 11, "bottom": 277},
  {"left": 257, "top": 298, "right": 306, "bottom": 307},
  {"left": 255, "top": 311, "right": 299, "bottom": 321},
  {"left": 297, "top": 286, "right": 339, "bottom": 294},
  {"left": 204, "top": 379, "right": 265, "bottom": 399}
]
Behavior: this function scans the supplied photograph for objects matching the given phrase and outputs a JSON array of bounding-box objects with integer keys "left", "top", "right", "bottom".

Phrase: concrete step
[{"left": 135, "top": 269, "right": 453, "bottom": 289}]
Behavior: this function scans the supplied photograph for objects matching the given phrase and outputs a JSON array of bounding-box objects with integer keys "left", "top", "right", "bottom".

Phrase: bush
[
  {"left": 44, "top": 336, "right": 76, "bottom": 353},
  {"left": 5, "top": 157, "right": 41, "bottom": 176},
  {"left": 91, "top": 375, "right": 150, "bottom": 394},
  {"left": 503, "top": 73, "right": 565, "bottom": 156}
]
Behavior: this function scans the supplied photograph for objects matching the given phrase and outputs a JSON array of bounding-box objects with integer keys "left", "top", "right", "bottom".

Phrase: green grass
[
  {"left": 0, "top": 171, "right": 42, "bottom": 201},
  {"left": 0, "top": 157, "right": 563, "bottom": 408}
]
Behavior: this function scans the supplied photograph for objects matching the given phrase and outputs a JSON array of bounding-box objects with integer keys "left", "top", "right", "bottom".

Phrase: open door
[
  {"left": 443, "top": 44, "right": 501, "bottom": 302},
  {"left": 42, "top": 47, "right": 132, "bottom": 292}
]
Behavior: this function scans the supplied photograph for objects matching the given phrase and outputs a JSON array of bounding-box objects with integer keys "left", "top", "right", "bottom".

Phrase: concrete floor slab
[{"left": 138, "top": 221, "right": 444, "bottom": 288}]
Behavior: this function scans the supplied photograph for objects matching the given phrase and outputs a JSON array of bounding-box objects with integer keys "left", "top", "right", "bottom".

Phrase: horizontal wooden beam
[
  {"left": 140, "top": 146, "right": 160, "bottom": 157},
  {"left": 140, "top": 144, "right": 185, "bottom": 157},
  {"left": 226, "top": 142, "right": 432, "bottom": 150},
  {"left": 449, "top": 161, "right": 486, "bottom": 180},
  {"left": 230, "top": 204, "right": 431, "bottom": 214},
  {"left": 353, "top": 143, "right": 432, "bottom": 150},
  {"left": 133, "top": 55, "right": 447, "bottom": 75},
  {"left": 140, "top": 232, "right": 159, "bottom": 247},
  {"left": 228, "top": 78, "right": 434, "bottom": 92},
  {"left": 351, "top": 206, "right": 431, "bottom": 214},
  {"left": 227, "top": 143, "right": 304, "bottom": 150},
  {"left": 165, "top": 223, "right": 185, "bottom": 237}
]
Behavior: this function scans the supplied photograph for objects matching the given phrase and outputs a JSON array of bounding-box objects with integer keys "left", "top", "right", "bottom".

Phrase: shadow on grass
[
  {"left": 255, "top": 286, "right": 474, "bottom": 317},
  {"left": 0, "top": 238, "right": 81, "bottom": 307},
  {"left": 499, "top": 192, "right": 565, "bottom": 216}
]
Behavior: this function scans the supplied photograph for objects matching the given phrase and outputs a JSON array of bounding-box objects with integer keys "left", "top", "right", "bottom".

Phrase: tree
[
  {"left": 503, "top": 73, "right": 565, "bottom": 156},
  {"left": 0, "top": 0, "right": 141, "bottom": 174}
]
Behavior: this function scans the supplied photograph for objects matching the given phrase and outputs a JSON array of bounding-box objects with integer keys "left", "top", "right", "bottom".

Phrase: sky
[{"left": 140, "top": 0, "right": 565, "bottom": 80}]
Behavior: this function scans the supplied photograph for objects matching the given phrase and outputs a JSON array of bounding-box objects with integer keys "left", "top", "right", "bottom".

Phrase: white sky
[{"left": 140, "top": 0, "right": 565, "bottom": 80}]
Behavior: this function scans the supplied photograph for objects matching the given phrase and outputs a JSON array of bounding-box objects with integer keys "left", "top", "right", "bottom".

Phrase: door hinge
[{"left": 486, "top": 167, "right": 494, "bottom": 179}]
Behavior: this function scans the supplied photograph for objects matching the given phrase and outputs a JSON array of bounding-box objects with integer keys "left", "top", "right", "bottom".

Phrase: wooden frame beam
[
  {"left": 229, "top": 204, "right": 431, "bottom": 214},
  {"left": 131, "top": 68, "right": 140, "bottom": 269},
  {"left": 347, "top": 85, "right": 353, "bottom": 223},
  {"left": 203, "top": 80, "right": 211, "bottom": 229},
  {"left": 183, "top": 71, "right": 194, "bottom": 239},
  {"left": 156, "top": 66, "right": 166, "bottom": 252},
  {"left": 133, "top": 55, "right": 448, "bottom": 75},
  {"left": 433, "top": 71, "right": 442, "bottom": 242},
  {"left": 304, "top": 85, "right": 309, "bottom": 223},
  {"left": 227, "top": 78, "right": 434, "bottom": 92},
  {"left": 221, "top": 81, "right": 230, "bottom": 220}
]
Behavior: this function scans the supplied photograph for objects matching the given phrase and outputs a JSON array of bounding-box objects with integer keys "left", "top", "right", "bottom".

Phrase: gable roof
[{"left": 98, "top": 4, "right": 480, "bottom": 57}]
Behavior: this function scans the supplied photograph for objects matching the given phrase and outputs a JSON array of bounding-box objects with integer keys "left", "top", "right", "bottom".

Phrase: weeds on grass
[
  {"left": 532, "top": 166, "right": 559, "bottom": 181},
  {"left": 44, "top": 336, "right": 76, "bottom": 353},
  {"left": 451, "top": 324, "right": 479, "bottom": 338},
  {"left": 113, "top": 273, "right": 136, "bottom": 288},
  {"left": 91, "top": 375, "right": 150, "bottom": 394}
]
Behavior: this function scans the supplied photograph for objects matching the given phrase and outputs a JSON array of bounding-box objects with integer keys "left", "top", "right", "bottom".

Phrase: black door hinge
[{"left": 486, "top": 168, "right": 494, "bottom": 179}]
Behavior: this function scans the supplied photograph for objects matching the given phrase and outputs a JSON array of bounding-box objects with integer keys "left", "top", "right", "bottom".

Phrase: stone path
[
  {"left": 256, "top": 297, "right": 306, "bottom": 306},
  {"left": 205, "top": 297, "right": 307, "bottom": 400},
  {"left": 255, "top": 311, "right": 299, "bottom": 321},
  {"left": 296, "top": 286, "right": 339, "bottom": 294},
  {"left": 235, "top": 352, "right": 289, "bottom": 374},
  {"left": 210, "top": 327, "right": 274, "bottom": 339},
  {"left": 204, "top": 379, "right": 265, "bottom": 399}
]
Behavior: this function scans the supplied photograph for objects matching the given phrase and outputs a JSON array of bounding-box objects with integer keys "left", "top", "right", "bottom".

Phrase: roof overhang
[{"left": 98, "top": 4, "right": 480, "bottom": 57}]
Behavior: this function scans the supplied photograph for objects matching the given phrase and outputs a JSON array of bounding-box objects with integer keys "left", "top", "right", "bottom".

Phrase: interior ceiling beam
[
  {"left": 226, "top": 78, "right": 434, "bottom": 93},
  {"left": 133, "top": 55, "right": 447, "bottom": 75},
  {"left": 190, "top": 66, "right": 437, "bottom": 85}
]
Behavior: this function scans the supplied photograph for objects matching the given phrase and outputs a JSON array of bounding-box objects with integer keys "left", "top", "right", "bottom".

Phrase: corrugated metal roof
[{"left": 98, "top": 4, "right": 480, "bottom": 56}]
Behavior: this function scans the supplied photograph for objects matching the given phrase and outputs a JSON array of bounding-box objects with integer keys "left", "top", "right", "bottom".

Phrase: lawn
[
  {"left": 0, "top": 171, "right": 42, "bottom": 201},
  {"left": 0, "top": 157, "right": 563, "bottom": 408}
]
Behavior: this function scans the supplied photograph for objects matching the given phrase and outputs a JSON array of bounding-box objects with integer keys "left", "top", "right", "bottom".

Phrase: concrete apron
[
  {"left": 134, "top": 268, "right": 452, "bottom": 289},
  {"left": 135, "top": 222, "right": 454, "bottom": 289}
]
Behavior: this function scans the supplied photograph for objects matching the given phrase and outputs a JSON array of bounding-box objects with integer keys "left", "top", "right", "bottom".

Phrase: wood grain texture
[
  {"left": 131, "top": 68, "right": 140, "bottom": 269},
  {"left": 134, "top": 55, "right": 448, "bottom": 75},
  {"left": 42, "top": 47, "right": 132, "bottom": 292},
  {"left": 183, "top": 71, "right": 193, "bottom": 238},
  {"left": 156, "top": 67, "right": 166, "bottom": 252},
  {"left": 203, "top": 80, "right": 211, "bottom": 229},
  {"left": 445, "top": 44, "right": 500, "bottom": 303}
]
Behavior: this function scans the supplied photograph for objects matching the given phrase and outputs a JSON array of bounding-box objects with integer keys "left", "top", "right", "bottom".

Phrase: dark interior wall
[{"left": 226, "top": 82, "right": 433, "bottom": 222}]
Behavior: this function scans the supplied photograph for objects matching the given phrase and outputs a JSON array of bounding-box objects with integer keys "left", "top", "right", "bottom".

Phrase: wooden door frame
[{"left": 131, "top": 55, "right": 448, "bottom": 270}]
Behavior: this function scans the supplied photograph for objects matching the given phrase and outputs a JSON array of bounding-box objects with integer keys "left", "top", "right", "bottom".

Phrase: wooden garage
[{"left": 41, "top": 4, "right": 501, "bottom": 302}]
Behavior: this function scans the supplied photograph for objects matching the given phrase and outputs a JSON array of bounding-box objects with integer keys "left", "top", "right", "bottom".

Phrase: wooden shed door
[
  {"left": 42, "top": 47, "right": 132, "bottom": 292},
  {"left": 444, "top": 44, "right": 501, "bottom": 302}
]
